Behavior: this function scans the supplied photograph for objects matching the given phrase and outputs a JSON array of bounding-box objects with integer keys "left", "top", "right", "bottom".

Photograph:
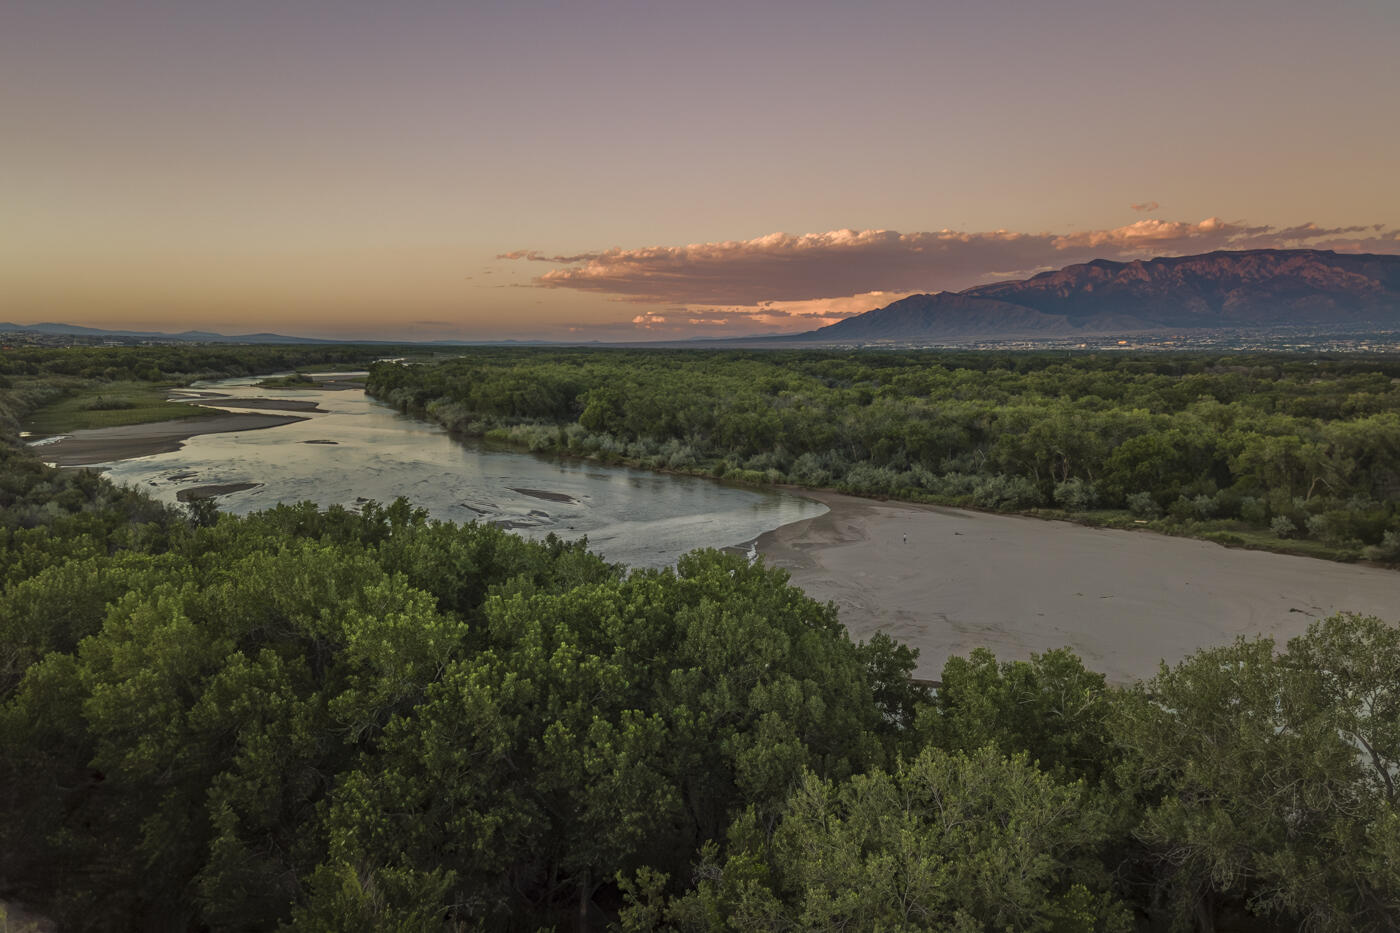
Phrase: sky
[{"left": 3, "top": 0, "right": 1398, "bottom": 341}]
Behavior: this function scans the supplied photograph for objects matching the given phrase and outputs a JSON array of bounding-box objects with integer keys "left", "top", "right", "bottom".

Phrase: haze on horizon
[{"left": 3, "top": 0, "right": 1398, "bottom": 342}]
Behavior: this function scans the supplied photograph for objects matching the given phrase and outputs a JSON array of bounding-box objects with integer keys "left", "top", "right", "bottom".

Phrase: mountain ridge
[{"left": 805, "top": 249, "right": 1400, "bottom": 341}]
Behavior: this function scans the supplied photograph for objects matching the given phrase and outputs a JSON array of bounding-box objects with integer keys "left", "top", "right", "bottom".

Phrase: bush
[
  {"left": 1271, "top": 516, "right": 1297, "bottom": 538},
  {"left": 1169, "top": 494, "right": 1218, "bottom": 522},
  {"left": 84, "top": 397, "right": 135, "bottom": 411},
  {"left": 1239, "top": 496, "right": 1268, "bottom": 526},
  {"left": 1362, "top": 530, "right": 1400, "bottom": 562},
  {"left": 1127, "top": 491, "right": 1160, "bottom": 518},
  {"left": 1054, "top": 478, "right": 1098, "bottom": 512},
  {"left": 841, "top": 463, "right": 901, "bottom": 494},
  {"left": 788, "top": 452, "right": 822, "bottom": 483},
  {"left": 972, "top": 474, "right": 1043, "bottom": 510}
]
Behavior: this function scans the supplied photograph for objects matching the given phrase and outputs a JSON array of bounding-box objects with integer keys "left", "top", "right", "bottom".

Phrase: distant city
[{"left": 815, "top": 326, "right": 1400, "bottom": 353}]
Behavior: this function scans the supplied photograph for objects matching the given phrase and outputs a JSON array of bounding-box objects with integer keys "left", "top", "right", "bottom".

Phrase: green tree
[
  {"left": 623, "top": 746, "right": 1129, "bottom": 932},
  {"left": 1115, "top": 615, "right": 1400, "bottom": 932}
]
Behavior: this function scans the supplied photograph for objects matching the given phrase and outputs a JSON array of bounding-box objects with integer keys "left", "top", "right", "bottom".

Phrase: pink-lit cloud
[
  {"left": 1130, "top": 201, "right": 1160, "bottom": 212},
  {"left": 509, "top": 220, "right": 1400, "bottom": 337},
  {"left": 624, "top": 291, "right": 913, "bottom": 335},
  {"left": 503, "top": 219, "right": 1400, "bottom": 312}
]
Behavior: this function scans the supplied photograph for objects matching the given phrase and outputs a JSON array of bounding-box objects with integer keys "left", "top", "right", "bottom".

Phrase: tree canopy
[{"left": 2, "top": 346, "right": 1398, "bottom": 930}]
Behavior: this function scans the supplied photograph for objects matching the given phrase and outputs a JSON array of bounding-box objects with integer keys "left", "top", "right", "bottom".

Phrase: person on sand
[{"left": 903, "top": 532, "right": 907, "bottom": 544}]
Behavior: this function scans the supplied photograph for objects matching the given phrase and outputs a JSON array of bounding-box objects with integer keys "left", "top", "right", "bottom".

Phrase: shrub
[
  {"left": 84, "top": 397, "right": 135, "bottom": 411},
  {"left": 1054, "top": 478, "right": 1099, "bottom": 511},
  {"left": 788, "top": 452, "right": 831, "bottom": 486},
  {"left": 1239, "top": 496, "right": 1267, "bottom": 525},
  {"left": 1127, "top": 491, "right": 1161, "bottom": 518},
  {"left": 972, "top": 474, "right": 1043, "bottom": 510},
  {"left": 1362, "top": 530, "right": 1400, "bottom": 562}
]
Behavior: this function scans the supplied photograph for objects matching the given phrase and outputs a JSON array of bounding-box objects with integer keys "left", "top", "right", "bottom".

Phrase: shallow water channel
[{"left": 97, "top": 375, "right": 827, "bottom": 567}]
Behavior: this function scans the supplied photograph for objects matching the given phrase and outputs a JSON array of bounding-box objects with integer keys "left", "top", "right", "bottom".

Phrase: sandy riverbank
[
  {"left": 759, "top": 489, "right": 1400, "bottom": 684},
  {"left": 33, "top": 413, "right": 307, "bottom": 466}
]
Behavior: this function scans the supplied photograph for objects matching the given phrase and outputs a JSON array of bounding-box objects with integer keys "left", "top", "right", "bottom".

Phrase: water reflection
[{"left": 98, "top": 375, "right": 827, "bottom": 567}]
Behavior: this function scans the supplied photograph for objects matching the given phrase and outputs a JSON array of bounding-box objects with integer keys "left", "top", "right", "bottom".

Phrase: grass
[
  {"left": 1194, "top": 526, "right": 1360, "bottom": 561},
  {"left": 1026, "top": 507, "right": 1365, "bottom": 561},
  {"left": 23, "top": 381, "right": 224, "bottom": 434}
]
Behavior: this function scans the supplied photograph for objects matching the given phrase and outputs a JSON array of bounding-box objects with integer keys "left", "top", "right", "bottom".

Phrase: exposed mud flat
[{"left": 760, "top": 489, "right": 1400, "bottom": 684}]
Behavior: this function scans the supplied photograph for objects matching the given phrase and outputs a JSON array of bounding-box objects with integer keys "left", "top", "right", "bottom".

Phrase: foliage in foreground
[
  {"left": 1, "top": 377, "right": 1398, "bottom": 929},
  {"left": 620, "top": 746, "right": 1129, "bottom": 933},
  {"left": 0, "top": 460, "right": 924, "bottom": 930},
  {"left": 2, "top": 454, "right": 1398, "bottom": 930}
]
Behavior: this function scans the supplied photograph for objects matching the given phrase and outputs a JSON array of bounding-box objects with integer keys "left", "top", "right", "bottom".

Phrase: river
[
  {"left": 95, "top": 374, "right": 827, "bottom": 568},
  {"left": 70, "top": 373, "right": 1400, "bottom": 681}
]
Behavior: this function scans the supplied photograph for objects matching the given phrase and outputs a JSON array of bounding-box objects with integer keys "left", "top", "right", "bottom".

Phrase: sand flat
[{"left": 759, "top": 489, "right": 1400, "bottom": 684}]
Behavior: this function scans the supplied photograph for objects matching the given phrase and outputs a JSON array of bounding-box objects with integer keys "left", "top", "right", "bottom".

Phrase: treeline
[
  {"left": 368, "top": 349, "right": 1400, "bottom": 560},
  {"left": 1, "top": 434, "right": 1398, "bottom": 930},
  {"left": 0, "top": 344, "right": 389, "bottom": 384}
]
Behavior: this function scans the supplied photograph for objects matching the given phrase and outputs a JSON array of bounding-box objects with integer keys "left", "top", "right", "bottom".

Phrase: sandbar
[
  {"left": 313, "top": 374, "right": 365, "bottom": 390},
  {"left": 34, "top": 413, "right": 307, "bottom": 466},
  {"left": 759, "top": 489, "right": 1400, "bottom": 684},
  {"left": 196, "top": 397, "right": 325, "bottom": 413},
  {"left": 177, "top": 482, "right": 262, "bottom": 501},
  {"left": 510, "top": 487, "right": 579, "bottom": 503}
]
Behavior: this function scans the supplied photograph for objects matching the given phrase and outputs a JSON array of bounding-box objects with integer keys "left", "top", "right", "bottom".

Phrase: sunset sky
[{"left": 4, "top": 0, "right": 1398, "bottom": 340}]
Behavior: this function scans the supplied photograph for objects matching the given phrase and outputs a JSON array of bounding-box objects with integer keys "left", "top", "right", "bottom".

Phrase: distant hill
[
  {"left": 0, "top": 322, "right": 568, "bottom": 347},
  {"left": 0, "top": 321, "right": 341, "bottom": 344},
  {"left": 804, "top": 249, "right": 1400, "bottom": 342}
]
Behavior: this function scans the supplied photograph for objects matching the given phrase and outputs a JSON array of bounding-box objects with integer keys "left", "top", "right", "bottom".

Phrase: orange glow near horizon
[{"left": 3, "top": 0, "right": 1397, "bottom": 340}]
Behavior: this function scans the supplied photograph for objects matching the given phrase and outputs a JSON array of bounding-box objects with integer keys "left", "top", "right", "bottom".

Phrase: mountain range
[
  {"left": 6, "top": 249, "right": 1400, "bottom": 346},
  {"left": 802, "top": 249, "right": 1400, "bottom": 342}
]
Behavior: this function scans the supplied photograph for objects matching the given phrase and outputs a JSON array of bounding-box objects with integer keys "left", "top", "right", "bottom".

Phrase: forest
[
  {"left": 368, "top": 348, "right": 1400, "bottom": 563},
  {"left": 0, "top": 346, "right": 1398, "bottom": 931}
]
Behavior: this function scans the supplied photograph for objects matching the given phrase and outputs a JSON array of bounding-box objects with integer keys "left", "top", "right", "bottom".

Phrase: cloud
[
  {"left": 604, "top": 291, "right": 914, "bottom": 339},
  {"left": 506, "top": 219, "right": 1400, "bottom": 338},
  {"left": 503, "top": 219, "right": 1400, "bottom": 311},
  {"left": 497, "top": 249, "right": 597, "bottom": 264},
  {"left": 509, "top": 229, "right": 1061, "bottom": 305},
  {"left": 1130, "top": 201, "right": 1160, "bottom": 212}
]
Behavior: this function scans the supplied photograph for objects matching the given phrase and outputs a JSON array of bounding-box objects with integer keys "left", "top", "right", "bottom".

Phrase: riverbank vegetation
[
  {"left": 3, "top": 346, "right": 1399, "bottom": 929},
  {"left": 368, "top": 348, "right": 1400, "bottom": 563},
  {"left": 1, "top": 428, "right": 1397, "bottom": 930},
  {"left": 255, "top": 371, "right": 322, "bottom": 388},
  {"left": 256, "top": 370, "right": 368, "bottom": 389}
]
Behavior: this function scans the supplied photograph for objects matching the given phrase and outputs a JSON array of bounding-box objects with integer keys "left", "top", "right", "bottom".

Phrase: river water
[{"left": 97, "top": 375, "right": 827, "bottom": 567}]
